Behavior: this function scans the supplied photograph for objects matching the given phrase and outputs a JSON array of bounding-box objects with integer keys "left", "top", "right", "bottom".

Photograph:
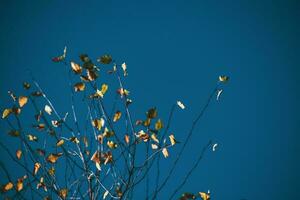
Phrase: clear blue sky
[{"left": 0, "top": 0, "right": 299, "bottom": 199}]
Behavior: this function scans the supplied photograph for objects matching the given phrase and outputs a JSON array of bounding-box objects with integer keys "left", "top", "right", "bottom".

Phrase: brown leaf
[
  {"left": 2, "top": 182, "right": 13, "bottom": 193},
  {"left": 124, "top": 134, "right": 130, "bottom": 144},
  {"left": 18, "top": 96, "right": 28, "bottom": 107},
  {"left": 70, "top": 61, "right": 82, "bottom": 74},
  {"left": 33, "top": 162, "right": 41, "bottom": 176},
  {"left": 56, "top": 139, "right": 65, "bottom": 147},
  {"left": 47, "top": 153, "right": 62, "bottom": 164},
  {"left": 59, "top": 188, "right": 68, "bottom": 200},
  {"left": 74, "top": 82, "right": 85, "bottom": 92},
  {"left": 16, "top": 175, "right": 27, "bottom": 192},
  {"left": 113, "top": 111, "right": 122, "bottom": 122},
  {"left": 16, "top": 150, "right": 22, "bottom": 160}
]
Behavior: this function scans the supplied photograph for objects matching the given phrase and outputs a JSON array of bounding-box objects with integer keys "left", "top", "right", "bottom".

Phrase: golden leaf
[
  {"left": 113, "top": 111, "right": 122, "bottom": 122},
  {"left": 2, "top": 108, "right": 12, "bottom": 119},
  {"left": 12, "top": 106, "right": 21, "bottom": 115},
  {"left": 2, "top": 182, "right": 13, "bottom": 192},
  {"left": 107, "top": 141, "right": 117, "bottom": 149},
  {"left": 124, "top": 134, "right": 130, "bottom": 144},
  {"left": 162, "top": 148, "right": 169, "bottom": 158},
  {"left": 56, "top": 139, "right": 65, "bottom": 147},
  {"left": 18, "top": 96, "right": 28, "bottom": 107},
  {"left": 16, "top": 150, "right": 22, "bottom": 159},
  {"left": 16, "top": 175, "right": 27, "bottom": 192},
  {"left": 70, "top": 61, "right": 82, "bottom": 74},
  {"left": 169, "top": 134, "right": 177, "bottom": 146},
  {"left": 74, "top": 82, "right": 85, "bottom": 92},
  {"left": 97, "top": 134, "right": 104, "bottom": 144},
  {"left": 219, "top": 75, "right": 229, "bottom": 82},
  {"left": 92, "top": 118, "right": 104, "bottom": 130},
  {"left": 117, "top": 88, "right": 129, "bottom": 97},
  {"left": 47, "top": 153, "right": 62, "bottom": 164},
  {"left": 33, "top": 162, "right": 41, "bottom": 175},
  {"left": 103, "top": 127, "right": 114, "bottom": 138},
  {"left": 151, "top": 134, "right": 159, "bottom": 143},
  {"left": 143, "top": 118, "right": 151, "bottom": 127},
  {"left": 27, "top": 134, "right": 38, "bottom": 142},
  {"left": 155, "top": 119, "right": 163, "bottom": 130},
  {"left": 59, "top": 188, "right": 68, "bottom": 200},
  {"left": 136, "top": 130, "right": 149, "bottom": 142},
  {"left": 44, "top": 105, "right": 52, "bottom": 115},
  {"left": 151, "top": 143, "right": 158, "bottom": 149},
  {"left": 199, "top": 191, "right": 210, "bottom": 200}
]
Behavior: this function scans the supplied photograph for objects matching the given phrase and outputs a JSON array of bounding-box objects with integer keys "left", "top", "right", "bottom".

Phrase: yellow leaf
[
  {"left": 56, "top": 139, "right": 65, "bottom": 147},
  {"left": 2, "top": 108, "right": 12, "bottom": 119},
  {"left": 16, "top": 150, "right": 22, "bottom": 160},
  {"left": 44, "top": 105, "right": 52, "bottom": 115},
  {"left": 2, "top": 182, "right": 13, "bottom": 192},
  {"left": 18, "top": 96, "right": 28, "bottom": 107},
  {"left": 74, "top": 82, "right": 85, "bottom": 92},
  {"left": 124, "top": 134, "right": 130, "bottom": 144},
  {"left": 107, "top": 141, "right": 117, "bottom": 149},
  {"left": 113, "top": 111, "right": 122, "bottom": 122},
  {"left": 59, "top": 188, "right": 68, "bottom": 200},
  {"left": 47, "top": 153, "right": 62, "bottom": 164},
  {"left": 151, "top": 143, "right": 158, "bottom": 149},
  {"left": 155, "top": 119, "right": 163, "bottom": 130},
  {"left": 16, "top": 175, "right": 27, "bottom": 192},
  {"left": 143, "top": 118, "right": 151, "bottom": 127},
  {"left": 199, "top": 191, "right": 210, "bottom": 200},
  {"left": 92, "top": 118, "right": 104, "bottom": 130},
  {"left": 219, "top": 75, "right": 229, "bottom": 82},
  {"left": 162, "top": 148, "right": 169, "bottom": 158},
  {"left": 27, "top": 134, "right": 38, "bottom": 142},
  {"left": 33, "top": 162, "right": 41, "bottom": 176},
  {"left": 151, "top": 134, "right": 159, "bottom": 143},
  {"left": 169, "top": 134, "right": 177, "bottom": 146},
  {"left": 70, "top": 61, "right": 82, "bottom": 74}
]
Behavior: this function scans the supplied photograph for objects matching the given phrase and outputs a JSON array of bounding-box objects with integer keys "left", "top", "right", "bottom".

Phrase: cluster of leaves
[{"left": 0, "top": 47, "right": 229, "bottom": 200}]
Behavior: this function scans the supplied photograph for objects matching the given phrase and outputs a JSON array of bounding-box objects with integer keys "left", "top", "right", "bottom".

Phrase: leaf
[
  {"left": 51, "top": 120, "right": 61, "bottom": 128},
  {"left": 44, "top": 105, "right": 52, "bottom": 115},
  {"left": 92, "top": 118, "right": 105, "bottom": 130},
  {"left": 177, "top": 101, "right": 185, "bottom": 109},
  {"left": 37, "top": 177, "right": 47, "bottom": 192},
  {"left": 98, "top": 54, "right": 112, "bottom": 64},
  {"left": 2, "top": 182, "right": 13, "bottom": 193},
  {"left": 18, "top": 96, "right": 28, "bottom": 107},
  {"left": 91, "top": 151, "right": 101, "bottom": 170},
  {"left": 12, "top": 106, "right": 21, "bottom": 115},
  {"left": 2, "top": 109, "right": 12, "bottom": 119},
  {"left": 82, "top": 136, "right": 89, "bottom": 147},
  {"left": 87, "top": 69, "right": 98, "bottom": 81},
  {"left": 147, "top": 108, "right": 157, "bottom": 119},
  {"left": 216, "top": 89, "right": 223, "bottom": 101},
  {"left": 16, "top": 150, "right": 22, "bottom": 159},
  {"left": 143, "top": 118, "right": 151, "bottom": 127},
  {"left": 162, "top": 148, "right": 169, "bottom": 158},
  {"left": 151, "top": 133, "right": 159, "bottom": 143},
  {"left": 103, "top": 127, "right": 114, "bottom": 138},
  {"left": 47, "top": 153, "right": 62, "bottom": 164},
  {"left": 136, "top": 130, "right": 149, "bottom": 142},
  {"left": 52, "top": 46, "right": 67, "bottom": 62},
  {"left": 56, "top": 139, "right": 65, "bottom": 147},
  {"left": 103, "top": 190, "right": 109, "bottom": 199},
  {"left": 151, "top": 143, "right": 158, "bottom": 149},
  {"left": 34, "top": 123, "right": 45, "bottom": 131},
  {"left": 155, "top": 119, "right": 163, "bottom": 130},
  {"left": 74, "top": 82, "right": 85, "bottom": 92},
  {"left": 180, "top": 192, "right": 196, "bottom": 200},
  {"left": 48, "top": 167, "right": 55, "bottom": 176},
  {"left": 70, "top": 61, "right": 82, "bottom": 74},
  {"left": 27, "top": 134, "right": 38, "bottom": 142},
  {"left": 113, "top": 111, "right": 122, "bottom": 122},
  {"left": 33, "top": 162, "right": 41, "bottom": 176},
  {"left": 16, "top": 175, "right": 27, "bottom": 192},
  {"left": 59, "top": 188, "right": 68, "bottom": 200},
  {"left": 23, "top": 82, "right": 31, "bottom": 90},
  {"left": 219, "top": 75, "right": 229, "bottom": 82},
  {"left": 117, "top": 88, "right": 129, "bottom": 97},
  {"left": 121, "top": 62, "right": 128, "bottom": 76},
  {"left": 107, "top": 141, "right": 117, "bottom": 149},
  {"left": 91, "top": 84, "right": 108, "bottom": 98},
  {"left": 124, "top": 134, "right": 130, "bottom": 144},
  {"left": 199, "top": 191, "right": 210, "bottom": 200},
  {"left": 169, "top": 134, "right": 177, "bottom": 146}
]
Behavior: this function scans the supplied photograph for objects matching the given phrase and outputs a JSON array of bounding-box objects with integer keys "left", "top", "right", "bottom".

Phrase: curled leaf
[
  {"left": 91, "top": 151, "right": 101, "bottom": 170},
  {"left": 70, "top": 61, "right": 82, "bottom": 74},
  {"left": 216, "top": 89, "right": 223, "bottom": 101},
  {"left": 52, "top": 46, "right": 67, "bottom": 62},
  {"left": 199, "top": 191, "right": 210, "bottom": 200},
  {"left": 18, "top": 96, "right": 28, "bottom": 107},
  {"left": 151, "top": 134, "right": 159, "bottom": 143},
  {"left": 113, "top": 111, "right": 122, "bottom": 122},
  {"left": 212, "top": 143, "right": 218, "bottom": 152},
  {"left": 74, "top": 82, "right": 85, "bottom": 92}
]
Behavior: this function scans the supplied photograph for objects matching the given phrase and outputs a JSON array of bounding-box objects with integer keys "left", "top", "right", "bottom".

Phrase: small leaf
[
  {"left": 177, "top": 101, "right": 185, "bottom": 109},
  {"left": 33, "top": 162, "right": 41, "bottom": 175},
  {"left": 47, "top": 153, "right": 62, "bottom": 164},
  {"left": 151, "top": 134, "right": 159, "bottom": 143},
  {"left": 162, "top": 148, "right": 169, "bottom": 158},
  {"left": 92, "top": 118, "right": 105, "bottom": 130},
  {"left": 18, "top": 96, "right": 28, "bottom": 107},
  {"left": 147, "top": 108, "right": 157, "bottom": 119},
  {"left": 44, "top": 105, "right": 52, "bottom": 115},
  {"left": 2, "top": 182, "right": 13, "bottom": 193},
  {"left": 98, "top": 54, "right": 112, "bottom": 64},
  {"left": 2, "top": 108, "right": 12, "bottom": 119},
  {"left": 16, "top": 150, "right": 22, "bottom": 159},
  {"left": 27, "top": 134, "right": 38, "bottom": 142},
  {"left": 23, "top": 82, "right": 31, "bottom": 90},
  {"left": 69, "top": 137, "right": 80, "bottom": 144},
  {"left": 70, "top": 61, "right": 83, "bottom": 74},
  {"left": 113, "top": 111, "right": 122, "bottom": 122},
  {"left": 56, "top": 139, "right": 65, "bottom": 147},
  {"left": 219, "top": 75, "right": 229, "bottom": 82},
  {"left": 155, "top": 119, "right": 163, "bottom": 130},
  {"left": 169, "top": 134, "right": 177, "bottom": 146},
  {"left": 121, "top": 62, "right": 128, "bottom": 76},
  {"left": 107, "top": 141, "right": 117, "bottom": 149},
  {"left": 103, "top": 190, "right": 109, "bottom": 199},
  {"left": 199, "top": 191, "right": 210, "bottom": 200},
  {"left": 151, "top": 143, "right": 158, "bottom": 149},
  {"left": 124, "top": 134, "right": 130, "bottom": 144},
  {"left": 74, "top": 82, "right": 85, "bottom": 92},
  {"left": 16, "top": 175, "right": 27, "bottom": 192},
  {"left": 91, "top": 151, "right": 101, "bottom": 170},
  {"left": 59, "top": 188, "right": 68, "bottom": 200},
  {"left": 52, "top": 46, "right": 67, "bottom": 62},
  {"left": 8, "top": 130, "right": 20, "bottom": 137}
]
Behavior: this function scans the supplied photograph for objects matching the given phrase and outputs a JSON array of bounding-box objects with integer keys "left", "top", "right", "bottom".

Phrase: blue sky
[{"left": 0, "top": 0, "right": 299, "bottom": 199}]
